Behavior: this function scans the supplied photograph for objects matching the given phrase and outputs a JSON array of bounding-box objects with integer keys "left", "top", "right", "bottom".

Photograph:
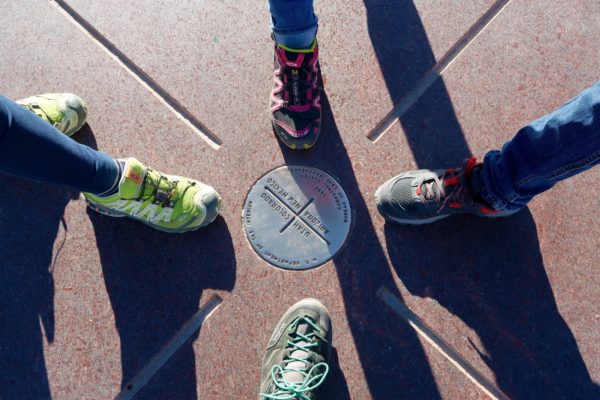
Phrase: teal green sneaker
[
  {"left": 84, "top": 158, "right": 221, "bottom": 233},
  {"left": 259, "top": 299, "right": 332, "bottom": 400},
  {"left": 17, "top": 93, "right": 88, "bottom": 136}
]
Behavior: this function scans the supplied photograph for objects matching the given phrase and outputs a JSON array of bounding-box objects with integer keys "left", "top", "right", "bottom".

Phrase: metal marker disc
[{"left": 243, "top": 166, "right": 351, "bottom": 270}]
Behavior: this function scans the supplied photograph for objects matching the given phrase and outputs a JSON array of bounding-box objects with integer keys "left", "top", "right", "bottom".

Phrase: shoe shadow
[
  {"left": 385, "top": 212, "right": 600, "bottom": 399},
  {"left": 72, "top": 123, "right": 99, "bottom": 149},
  {"left": 0, "top": 175, "right": 77, "bottom": 399},
  {"left": 277, "top": 91, "right": 442, "bottom": 399},
  {"left": 321, "top": 347, "right": 351, "bottom": 400}
]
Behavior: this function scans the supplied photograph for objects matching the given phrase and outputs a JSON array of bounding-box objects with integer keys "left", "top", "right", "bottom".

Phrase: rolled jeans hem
[{"left": 272, "top": 25, "right": 318, "bottom": 48}]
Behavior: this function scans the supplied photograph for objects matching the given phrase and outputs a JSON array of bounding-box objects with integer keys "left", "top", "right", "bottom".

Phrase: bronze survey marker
[{"left": 243, "top": 166, "right": 351, "bottom": 270}]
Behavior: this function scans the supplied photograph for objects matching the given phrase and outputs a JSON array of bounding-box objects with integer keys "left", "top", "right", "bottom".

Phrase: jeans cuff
[
  {"left": 480, "top": 156, "right": 509, "bottom": 211},
  {"left": 480, "top": 185, "right": 507, "bottom": 211},
  {"left": 86, "top": 150, "right": 120, "bottom": 195},
  {"left": 273, "top": 25, "right": 318, "bottom": 49}
]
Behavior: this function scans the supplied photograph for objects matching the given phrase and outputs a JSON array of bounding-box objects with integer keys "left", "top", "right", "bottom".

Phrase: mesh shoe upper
[
  {"left": 84, "top": 158, "right": 221, "bottom": 233},
  {"left": 271, "top": 40, "right": 322, "bottom": 150},
  {"left": 17, "top": 93, "right": 88, "bottom": 136},
  {"left": 259, "top": 299, "right": 332, "bottom": 400},
  {"left": 376, "top": 158, "right": 514, "bottom": 224}
]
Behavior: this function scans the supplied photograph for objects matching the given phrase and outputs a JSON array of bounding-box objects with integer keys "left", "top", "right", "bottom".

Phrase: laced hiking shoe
[
  {"left": 375, "top": 157, "right": 521, "bottom": 225},
  {"left": 17, "top": 93, "right": 88, "bottom": 136},
  {"left": 259, "top": 299, "right": 332, "bottom": 400},
  {"left": 270, "top": 39, "right": 322, "bottom": 150},
  {"left": 84, "top": 158, "right": 221, "bottom": 233}
]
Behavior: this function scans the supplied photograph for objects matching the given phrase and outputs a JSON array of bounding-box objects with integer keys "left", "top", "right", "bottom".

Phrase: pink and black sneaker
[{"left": 270, "top": 39, "right": 322, "bottom": 150}]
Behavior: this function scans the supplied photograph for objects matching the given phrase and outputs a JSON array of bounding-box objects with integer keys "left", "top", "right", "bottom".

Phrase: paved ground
[{"left": 1, "top": 1, "right": 599, "bottom": 399}]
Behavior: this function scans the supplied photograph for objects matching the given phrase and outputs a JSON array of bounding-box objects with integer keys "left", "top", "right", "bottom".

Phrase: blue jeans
[
  {"left": 481, "top": 81, "right": 600, "bottom": 211},
  {"left": 0, "top": 95, "right": 119, "bottom": 195},
  {"left": 268, "top": 0, "right": 318, "bottom": 48}
]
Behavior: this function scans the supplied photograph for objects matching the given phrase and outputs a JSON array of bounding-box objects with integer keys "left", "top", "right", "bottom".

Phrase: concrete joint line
[
  {"left": 114, "top": 295, "right": 222, "bottom": 400},
  {"left": 368, "top": 0, "right": 512, "bottom": 143},
  {"left": 377, "top": 287, "right": 510, "bottom": 400},
  {"left": 48, "top": 0, "right": 222, "bottom": 149}
]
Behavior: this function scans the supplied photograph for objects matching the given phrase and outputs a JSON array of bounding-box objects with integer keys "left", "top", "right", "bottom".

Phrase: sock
[
  {"left": 94, "top": 160, "right": 124, "bottom": 197},
  {"left": 275, "top": 31, "right": 316, "bottom": 50}
]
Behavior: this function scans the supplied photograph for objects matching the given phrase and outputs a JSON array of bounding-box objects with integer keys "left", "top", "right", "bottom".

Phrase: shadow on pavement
[
  {"left": 321, "top": 347, "right": 351, "bottom": 400},
  {"left": 364, "top": 1, "right": 598, "bottom": 398},
  {"left": 83, "top": 125, "right": 236, "bottom": 399},
  {"left": 88, "top": 212, "right": 236, "bottom": 399},
  {"left": 0, "top": 174, "right": 77, "bottom": 399},
  {"left": 278, "top": 91, "right": 442, "bottom": 399},
  {"left": 364, "top": 0, "right": 469, "bottom": 167},
  {"left": 385, "top": 212, "right": 600, "bottom": 400}
]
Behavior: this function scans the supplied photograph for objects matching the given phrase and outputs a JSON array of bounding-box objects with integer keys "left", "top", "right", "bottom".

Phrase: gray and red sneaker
[
  {"left": 270, "top": 39, "right": 322, "bottom": 150},
  {"left": 375, "top": 158, "right": 521, "bottom": 225}
]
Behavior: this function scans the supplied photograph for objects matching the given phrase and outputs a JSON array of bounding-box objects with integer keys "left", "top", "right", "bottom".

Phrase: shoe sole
[
  {"left": 84, "top": 194, "right": 221, "bottom": 234},
  {"left": 374, "top": 186, "right": 521, "bottom": 225}
]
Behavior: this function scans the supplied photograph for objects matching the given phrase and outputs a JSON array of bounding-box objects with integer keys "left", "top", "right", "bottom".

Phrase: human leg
[
  {"left": 481, "top": 81, "right": 600, "bottom": 211},
  {"left": 375, "top": 81, "right": 600, "bottom": 224},
  {"left": 0, "top": 94, "right": 221, "bottom": 231},
  {"left": 269, "top": 0, "right": 322, "bottom": 150},
  {"left": 268, "top": 0, "right": 318, "bottom": 49},
  {"left": 0, "top": 94, "right": 119, "bottom": 195}
]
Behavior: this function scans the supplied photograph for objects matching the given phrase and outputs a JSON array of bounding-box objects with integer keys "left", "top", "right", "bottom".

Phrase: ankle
[
  {"left": 93, "top": 159, "right": 124, "bottom": 198},
  {"left": 467, "top": 166, "right": 495, "bottom": 209},
  {"left": 274, "top": 33, "right": 316, "bottom": 50}
]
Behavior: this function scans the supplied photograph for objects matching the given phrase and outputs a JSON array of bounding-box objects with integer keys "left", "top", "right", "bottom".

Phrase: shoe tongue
[
  {"left": 467, "top": 165, "right": 484, "bottom": 196},
  {"left": 284, "top": 322, "right": 310, "bottom": 385},
  {"left": 118, "top": 158, "right": 147, "bottom": 199},
  {"left": 277, "top": 45, "right": 313, "bottom": 69},
  {"left": 421, "top": 180, "right": 441, "bottom": 199}
]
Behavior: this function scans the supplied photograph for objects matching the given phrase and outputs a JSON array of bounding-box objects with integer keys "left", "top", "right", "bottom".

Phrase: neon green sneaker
[
  {"left": 16, "top": 93, "right": 88, "bottom": 136},
  {"left": 84, "top": 158, "right": 221, "bottom": 233}
]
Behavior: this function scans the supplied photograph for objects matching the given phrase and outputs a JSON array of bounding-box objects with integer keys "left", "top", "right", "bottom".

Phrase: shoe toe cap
[
  {"left": 193, "top": 185, "right": 222, "bottom": 227},
  {"left": 375, "top": 176, "right": 416, "bottom": 218},
  {"left": 60, "top": 93, "right": 88, "bottom": 135},
  {"left": 63, "top": 93, "right": 88, "bottom": 117}
]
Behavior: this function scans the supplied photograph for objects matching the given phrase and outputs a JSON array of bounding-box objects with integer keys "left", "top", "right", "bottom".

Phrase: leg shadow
[
  {"left": 277, "top": 91, "right": 441, "bottom": 399},
  {"left": 87, "top": 198, "right": 236, "bottom": 399},
  {"left": 81, "top": 122, "right": 236, "bottom": 398},
  {"left": 0, "top": 174, "right": 77, "bottom": 399},
  {"left": 365, "top": 0, "right": 470, "bottom": 167},
  {"left": 321, "top": 347, "right": 351, "bottom": 400},
  {"left": 385, "top": 212, "right": 599, "bottom": 400}
]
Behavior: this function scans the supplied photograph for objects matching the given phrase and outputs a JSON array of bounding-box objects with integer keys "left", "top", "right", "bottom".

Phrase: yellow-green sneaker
[
  {"left": 16, "top": 93, "right": 88, "bottom": 136},
  {"left": 84, "top": 158, "right": 221, "bottom": 233}
]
